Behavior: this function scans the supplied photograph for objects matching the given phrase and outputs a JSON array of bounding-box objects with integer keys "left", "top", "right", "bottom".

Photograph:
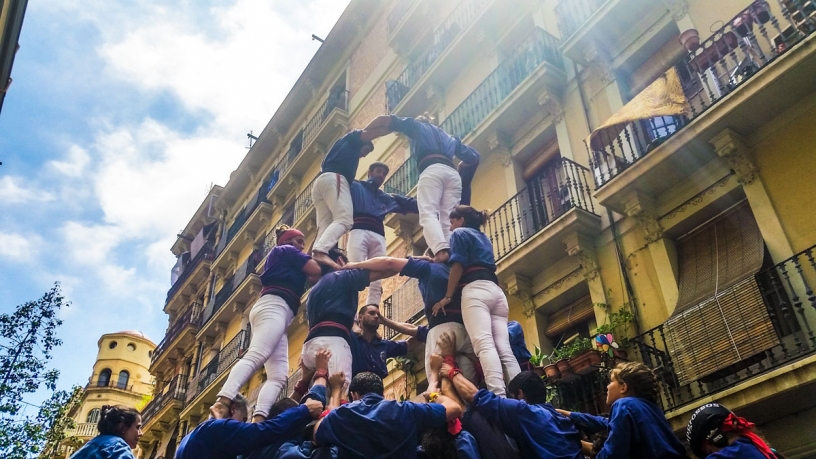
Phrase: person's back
[
  {"left": 70, "top": 435, "right": 134, "bottom": 459},
  {"left": 602, "top": 397, "right": 686, "bottom": 459}
]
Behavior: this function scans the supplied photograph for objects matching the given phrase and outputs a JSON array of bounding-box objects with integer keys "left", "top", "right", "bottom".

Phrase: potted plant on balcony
[
  {"left": 554, "top": 346, "right": 577, "bottom": 383},
  {"left": 529, "top": 345, "right": 547, "bottom": 377},
  {"left": 679, "top": 29, "right": 701, "bottom": 52},
  {"left": 567, "top": 337, "right": 603, "bottom": 375}
]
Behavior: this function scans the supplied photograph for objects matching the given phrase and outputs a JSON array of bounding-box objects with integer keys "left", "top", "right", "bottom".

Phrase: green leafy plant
[
  {"left": 529, "top": 345, "right": 545, "bottom": 366},
  {"left": 557, "top": 337, "right": 594, "bottom": 359}
]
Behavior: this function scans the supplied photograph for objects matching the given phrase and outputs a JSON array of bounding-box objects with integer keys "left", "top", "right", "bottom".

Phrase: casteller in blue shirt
[
  {"left": 175, "top": 405, "right": 314, "bottom": 459},
  {"left": 449, "top": 226, "right": 498, "bottom": 286},
  {"left": 320, "top": 130, "right": 374, "bottom": 186},
  {"left": 305, "top": 268, "right": 371, "bottom": 343},
  {"left": 472, "top": 389, "right": 583, "bottom": 459},
  {"left": 400, "top": 257, "right": 464, "bottom": 329},
  {"left": 708, "top": 438, "right": 778, "bottom": 459},
  {"left": 507, "top": 321, "right": 532, "bottom": 370},
  {"left": 350, "top": 178, "right": 417, "bottom": 236},
  {"left": 349, "top": 332, "right": 407, "bottom": 378},
  {"left": 259, "top": 244, "right": 313, "bottom": 314},
  {"left": 388, "top": 115, "right": 480, "bottom": 172}
]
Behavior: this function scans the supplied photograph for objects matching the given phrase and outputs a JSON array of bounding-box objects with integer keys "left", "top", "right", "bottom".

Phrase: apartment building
[
  {"left": 0, "top": 0, "right": 28, "bottom": 114},
  {"left": 139, "top": 0, "right": 816, "bottom": 456},
  {"left": 60, "top": 331, "right": 155, "bottom": 458}
]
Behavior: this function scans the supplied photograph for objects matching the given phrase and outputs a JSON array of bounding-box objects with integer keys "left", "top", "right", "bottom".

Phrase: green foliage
[
  {"left": 529, "top": 345, "right": 545, "bottom": 366},
  {"left": 557, "top": 337, "right": 594, "bottom": 359},
  {"left": 0, "top": 283, "right": 71, "bottom": 459}
]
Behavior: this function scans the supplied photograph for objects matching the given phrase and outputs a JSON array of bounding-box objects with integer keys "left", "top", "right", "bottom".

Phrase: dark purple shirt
[
  {"left": 321, "top": 130, "right": 368, "bottom": 185},
  {"left": 305, "top": 269, "right": 371, "bottom": 343},
  {"left": 399, "top": 257, "right": 463, "bottom": 329},
  {"left": 259, "top": 244, "right": 311, "bottom": 314}
]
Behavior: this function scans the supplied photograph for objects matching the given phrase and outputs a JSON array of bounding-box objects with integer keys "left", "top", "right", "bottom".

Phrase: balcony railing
[
  {"left": 262, "top": 206, "right": 296, "bottom": 259},
  {"left": 216, "top": 185, "right": 270, "bottom": 257},
  {"left": 66, "top": 422, "right": 98, "bottom": 438},
  {"left": 550, "top": 367, "right": 609, "bottom": 415},
  {"left": 141, "top": 374, "right": 187, "bottom": 425},
  {"left": 485, "top": 158, "right": 596, "bottom": 260},
  {"left": 440, "top": 27, "right": 564, "bottom": 139},
  {"left": 386, "top": 0, "right": 490, "bottom": 112},
  {"left": 200, "top": 249, "right": 263, "bottom": 327},
  {"left": 631, "top": 244, "right": 816, "bottom": 412},
  {"left": 303, "top": 89, "right": 349, "bottom": 148},
  {"left": 388, "top": 0, "right": 418, "bottom": 36},
  {"left": 382, "top": 278, "right": 425, "bottom": 340},
  {"left": 195, "top": 329, "right": 250, "bottom": 395},
  {"left": 383, "top": 156, "right": 419, "bottom": 196},
  {"left": 151, "top": 302, "right": 203, "bottom": 366},
  {"left": 166, "top": 241, "right": 215, "bottom": 302},
  {"left": 294, "top": 177, "right": 317, "bottom": 224},
  {"left": 588, "top": 0, "right": 808, "bottom": 188},
  {"left": 554, "top": 0, "right": 606, "bottom": 41},
  {"left": 86, "top": 380, "right": 134, "bottom": 392}
]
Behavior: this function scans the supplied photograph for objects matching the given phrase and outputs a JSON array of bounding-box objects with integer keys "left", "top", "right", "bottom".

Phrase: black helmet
[{"left": 686, "top": 403, "right": 732, "bottom": 458}]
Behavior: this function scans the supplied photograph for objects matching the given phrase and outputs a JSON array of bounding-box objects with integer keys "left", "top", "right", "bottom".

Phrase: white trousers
[
  {"left": 347, "top": 229, "right": 387, "bottom": 306},
  {"left": 461, "top": 280, "right": 521, "bottom": 396},
  {"left": 217, "top": 295, "right": 294, "bottom": 417},
  {"left": 301, "top": 336, "right": 352, "bottom": 392},
  {"left": 417, "top": 164, "right": 462, "bottom": 255},
  {"left": 313, "top": 172, "right": 353, "bottom": 254},
  {"left": 424, "top": 322, "right": 477, "bottom": 391}
]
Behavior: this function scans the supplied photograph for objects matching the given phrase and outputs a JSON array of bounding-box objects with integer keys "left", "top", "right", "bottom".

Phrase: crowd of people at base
[{"left": 69, "top": 114, "right": 787, "bottom": 459}]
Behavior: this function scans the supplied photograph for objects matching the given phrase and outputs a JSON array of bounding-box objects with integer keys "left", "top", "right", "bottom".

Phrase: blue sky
[{"left": 0, "top": 0, "right": 350, "bottom": 405}]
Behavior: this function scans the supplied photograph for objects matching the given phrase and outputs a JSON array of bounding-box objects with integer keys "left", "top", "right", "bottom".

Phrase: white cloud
[
  {"left": 49, "top": 145, "right": 91, "bottom": 177},
  {"left": 0, "top": 176, "right": 55, "bottom": 204},
  {"left": 0, "top": 232, "right": 41, "bottom": 261}
]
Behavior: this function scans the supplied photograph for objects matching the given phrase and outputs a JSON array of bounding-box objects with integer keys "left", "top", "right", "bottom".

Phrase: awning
[{"left": 587, "top": 67, "right": 691, "bottom": 150}]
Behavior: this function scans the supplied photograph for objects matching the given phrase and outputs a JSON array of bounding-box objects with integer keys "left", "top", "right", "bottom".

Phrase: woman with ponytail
[
  {"left": 432, "top": 205, "right": 520, "bottom": 396},
  {"left": 687, "top": 403, "right": 783, "bottom": 458},
  {"left": 214, "top": 225, "right": 322, "bottom": 422},
  {"left": 70, "top": 405, "right": 141, "bottom": 459}
]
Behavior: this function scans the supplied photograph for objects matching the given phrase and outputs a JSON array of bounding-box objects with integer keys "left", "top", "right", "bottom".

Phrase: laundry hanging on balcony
[
  {"left": 587, "top": 67, "right": 692, "bottom": 151},
  {"left": 663, "top": 202, "right": 779, "bottom": 386}
]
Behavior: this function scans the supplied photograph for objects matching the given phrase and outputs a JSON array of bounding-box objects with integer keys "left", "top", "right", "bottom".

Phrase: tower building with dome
[{"left": 60, "top": 330, "right": 156, "bottom": 458}]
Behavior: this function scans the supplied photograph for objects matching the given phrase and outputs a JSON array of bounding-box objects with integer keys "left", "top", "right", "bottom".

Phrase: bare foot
[
  {"left": 432, "top": 249, "right": 450, "bottom": 263},
  {"left": 312, "top": 251, "right": 341, "bottom": 271}
]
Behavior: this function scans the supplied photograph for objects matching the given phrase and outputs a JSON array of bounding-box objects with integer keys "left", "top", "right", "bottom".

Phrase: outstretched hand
[
  {"left": 315, "top": 349, "right": 332, "bottom": 373},
  {"left": 437, "top": 332, "right": 456, "bottom": 357},
  {"left": 431, "top": 297, "right": 451, "bottom": 316}
]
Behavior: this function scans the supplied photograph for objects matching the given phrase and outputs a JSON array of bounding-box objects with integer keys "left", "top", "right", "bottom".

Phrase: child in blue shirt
[
  {"left": 214, "top": 226, "right": 322, "bottom": 422},
  {"left": 433, "top": 205, "right": 520, "bottom": 396},
  {"left": 559, "top": 362, "right": 687, "bottom": 459},
  {"left": 686, "top": 403, "right": 780, "bottom": 459},
  {"left": 69, "top": 405, "right": 141, "bottom": 459}
]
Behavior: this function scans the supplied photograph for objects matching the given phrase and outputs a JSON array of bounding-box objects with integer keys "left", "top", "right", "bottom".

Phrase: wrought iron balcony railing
[
  {"left": 199, "top": 249, "right": 263, "bottom": 327},
  {"left": 440, "top": 27, "right": 563, "bottom": 139},
  {"left": 588, "top": 0, "right": 810, "bottom": 188},
  {"left": 386, "top": 0, "right": 490, "bottom": 112},
  {"left": 216, "top": 185, "right": 270, "bottom": 257},
  {"left": 141, "top": 374, "right": 187, "bottom": 425},
  {"left": 554, "top": 0, "right": 606, "bottom": 41},
  {"left": 195, "top": 329, "right": 251, "bottom": 396},
  {"left": 382, "top": 278, "right": 425, "bottom": 340},
  {"left": 86, "top": 380, "right": 134, "bottom": 392},
  {"left": 631, "top": 243, "right": 816, "bottom": 412},
  {"left": 485, "top": 158, "right": 596, "bottom": 260},
  {"left": 151, "top": 302, "right": 203, "bottom": 366},
  {"left": 303, "top": 89, "right": 349, "bottom": 148},
  {"left": 294, "top": 176, "right": 318, "bottom": 224},
  {"left": 383, "top": 156, "right": 419, "bottom": 196},
  {"left": 262, "top": 206, "right": 296, "bottom": 259},
  {"left": 166, "top": 241, "right": 215, "bottom": 302}
]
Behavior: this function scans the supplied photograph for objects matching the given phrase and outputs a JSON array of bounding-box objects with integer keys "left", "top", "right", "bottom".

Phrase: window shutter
[
  {"left": 545, "top": 294, "right": 594, "bottom": 339},
  {"left": 666, "top": 202, "right": 778, "bottom": 385}
]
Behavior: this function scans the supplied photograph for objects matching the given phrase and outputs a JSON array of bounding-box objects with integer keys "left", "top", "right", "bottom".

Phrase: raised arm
[
  {"left": 302, "top": 259, "right": 322, "bottom": 285},
  {"left": 361, "top": 115, "right": 395, "bottom": 141},
  {"left": 378, "top": 312, "right": 419, "bottom": 337},
  {"left": 437, "top": 332, "right": 479, "bottom": 404},
  {"left": 344, "top": 256, "right": 409, "bottom": 273}
]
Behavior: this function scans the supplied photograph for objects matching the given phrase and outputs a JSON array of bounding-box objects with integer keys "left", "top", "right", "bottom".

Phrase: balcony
[
  {"left": 382, "top": 278, "right": 425, "bottom": 340},
  {"left": 387, "top": 0, "right": 433, "bottom": 53},
  {"left": 188, "top": 329, "right": 250, "bottom": 403},
  {"left": 631, "top": 244, "right": 816, "bottom": 417},
  {"left": 65, "top": 422, "right": 98, "bottom": 438},
  {"left": 485, "top": 158, "right": 601, "bottom": 279},
  {"left": 150, "top": 302, "right": 203, "bottom": 371},
  {"left": 387, "top": 0, "right": 531, "bottom": 116},
  {"left": 198, "top": 250, "right": 263, "bottom": 338},
  {"left": 85, "top": 380, "right": 135, "bottom": 393},
  {"left": 293, "top": 176, "right": 317, "bottom": 229},
  {"left": 260, "top": 206, "right": 296, "bottom": 260},
  {"left": 554, "top": 0, "right": 667, "bottom": 65},
  {"left": 165, "top": 241, "right": 215, "bottom": 306},
  {"left": 141, "top": 374, "right": 187, "bottom": 429},
  {"left": 267, "top": 90, "right": 349, "bottom": 201},
  {"left": 589, "top": 2, "right": 816, "bottom": 210},
  {"left": 438, "top": 27, "right": 565, "bottom": 152},
  {"left": 213, "top": 185, "right": 273, "bottom": 273}
]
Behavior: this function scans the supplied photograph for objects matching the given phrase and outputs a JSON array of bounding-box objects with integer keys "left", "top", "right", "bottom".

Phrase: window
[
  {"left": 98, "top": 369, "right": 112, "bottom": 387},
  {"left": 127, "top": 343, "right": 136, "bottom": 352},
  {"left": 87, "top": 408, "right": 101, "bottom": 423},
  {"left": 116, "top": 370, "right": 130, "bottom": 389},
  {"left": 108, "top": 341, "right": 117, "bottom": 349}
]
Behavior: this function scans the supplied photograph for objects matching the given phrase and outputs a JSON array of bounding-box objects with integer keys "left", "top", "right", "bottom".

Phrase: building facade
[
  {"left": 62, "top": 331, "right": 156, "bottom": 458},
  {"left": 0, "top": 0, "right": 28, "bottom": 115},
  {"left": 140, "top": 0, "right": 816, "bottom": 457}
]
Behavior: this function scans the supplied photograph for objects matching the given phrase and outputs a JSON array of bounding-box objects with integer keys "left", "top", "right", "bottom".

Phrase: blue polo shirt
[
  {"left": 461, "top": 408, "right": 521, "bottom": 459},
  {"left": 305, "top": 269, "right": 370, "bottom": 343},
  {"left": 275, "top": 440, "right": 339, "bottom": 459},
  {"left": 449, "top": 227, "right": 498, "bottom": 285},
  {"left": 456, "top": 431, "right": 482, "bottom": 459},
  {"left": 260, "top": 244, "right": 312, "bottom": 314},
  {"left": 175, "top": 405, "right": 313, "bottom": 459},
  {"left": 67, "top": 435, "right": 133, "bottom": 459},
  {"left": 350, "top": 333, "right": 407, "bottom": 378},
  {"left": 592, "top": 397, "right": 686, "bottom": 459},
  {"left": 315, "top": 393, "right": 447, "bottom": 459},
  {"left": 566, "top": 411, "right": 609, "bottom": 433},
  {"left": 471, "top": 389, "right": 583, "bottom": 459},
  {"left": 507, "top": 321, "right": 532, "bottom": 368},
  {"left": 399, "top": 257, "right": 463, "bottom": 328},
  {"left": 321, "top": 130, "right": 369, "bottom": 185},
  {"left": 389, "top": 116, "right": 479, "bottom": 172},
  {"left": 350, "top": 179, "right": 417, "bottom": 236},
  {"left": 708, "top": 438, "right": 777, "bottom": 459}
]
